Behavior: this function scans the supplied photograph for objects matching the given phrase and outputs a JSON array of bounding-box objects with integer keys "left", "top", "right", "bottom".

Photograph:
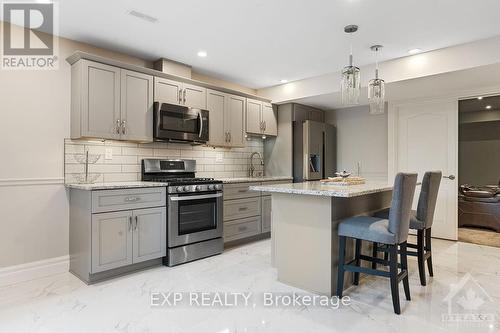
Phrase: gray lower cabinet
[
  {"left": 70, "top": 187, "right": 166, "bottom": 283},
  {"left": 223, "top": 180, "right": 290, "bottom": 243},
  {"left": 132, "top": 207, "right": 167, "bottom": 263},
  {"left": 261, "top": 196, "right": 272, "bottom": 233},
  {"left": 91, "top": 210, "right": 133, "bottom": 273}
]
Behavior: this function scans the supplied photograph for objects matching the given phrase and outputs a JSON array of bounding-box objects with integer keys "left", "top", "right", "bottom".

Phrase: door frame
[{"left": 388, "top": 84, "right": 500, "bottom": 241}]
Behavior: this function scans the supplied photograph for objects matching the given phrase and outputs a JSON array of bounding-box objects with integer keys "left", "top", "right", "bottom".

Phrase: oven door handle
[
  {"left": 170, "top": 192, "right": 222, "bottom": 201},
  {"left": 198, "top": 111, "right": 203, "bottom": 138}
]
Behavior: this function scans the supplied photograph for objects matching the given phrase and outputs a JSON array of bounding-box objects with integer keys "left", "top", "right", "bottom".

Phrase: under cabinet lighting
[
  {"left": 486, "top": 105, "right": 492, "bottom": 109},
  {"left": 477, "top": 96, "right": 483, "bottom": 100}
]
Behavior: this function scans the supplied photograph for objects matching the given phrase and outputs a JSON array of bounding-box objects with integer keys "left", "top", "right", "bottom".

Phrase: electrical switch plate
[
  {"left": 215, "top": 153, "right": 224, "bottom": 163},
  {"left": 105, "top": 148, "right": 113, "bottom": 160}
]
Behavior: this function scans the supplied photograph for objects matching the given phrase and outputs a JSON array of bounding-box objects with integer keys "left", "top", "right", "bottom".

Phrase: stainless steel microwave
[{"left": 153, "top": 102, "right": 209, "bottom": 144}]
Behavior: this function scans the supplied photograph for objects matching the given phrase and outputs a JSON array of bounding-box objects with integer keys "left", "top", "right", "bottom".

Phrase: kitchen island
[{"left": 249, "top": 181, "right": 393, "bottom": 296}]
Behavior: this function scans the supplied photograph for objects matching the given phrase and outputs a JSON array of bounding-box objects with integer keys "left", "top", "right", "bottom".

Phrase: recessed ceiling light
[
  {"left": 408, "top": 48, "right": 422, "bottom": 55},
  {"left": 477, "top": 96, "right": 483, "bottom": 100},
  {"left": 280, "top": 79, "right": 288, "bottom": 83},
  {"left": 127, "top": 10, "right": 158, "bottom": 23},
  {"left": 485, "top": 105, "right": 492, "bottom": 109},
  {"left": 197, "top": 51, "right": 207, "bottom": 58}
]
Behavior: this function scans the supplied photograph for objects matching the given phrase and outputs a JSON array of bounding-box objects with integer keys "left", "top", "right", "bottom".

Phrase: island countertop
[
  {"left": 249, "top": 181, "right": 393, "bottom": 198},
  {"left": 65, "top": 181, "right": 167, "bottom": 190}
]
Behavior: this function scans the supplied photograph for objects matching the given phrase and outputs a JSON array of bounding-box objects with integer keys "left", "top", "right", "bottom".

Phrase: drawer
[
  {"left": 260, "top": 180, "right": 292, "bottom": 196},
  {"left": 224, "top": 197, "right": 261, "bottom": 221},
  {"left": 223, "top": 182, "right": 261, "bottom": 200},
  {"left": 92, "top": 187, "right": 166, "bottom": 213},
  {"left": 224, "top": 216, "right": 262, "bottom": 242}
]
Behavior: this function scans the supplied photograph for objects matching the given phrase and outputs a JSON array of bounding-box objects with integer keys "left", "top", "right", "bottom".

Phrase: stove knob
[
  {"left": 195, "top": 185, "right": 202, "bottom": 191},
  {"left": 176, "top": 186, "right": 184, "bottom": 192},
  {"left": 215, "top": 184, "right": 222, "bottom": 190},
  {"left": 208, "top": 184, "right": 215, "bottom": 191},
  {"left": 168, "top": 187, "right": 175, "bottom": 193}
]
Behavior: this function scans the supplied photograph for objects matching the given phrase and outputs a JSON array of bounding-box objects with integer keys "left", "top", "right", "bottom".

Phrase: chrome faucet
[{"left": 249, "top": 152, "right": 264, "bottom": 178}]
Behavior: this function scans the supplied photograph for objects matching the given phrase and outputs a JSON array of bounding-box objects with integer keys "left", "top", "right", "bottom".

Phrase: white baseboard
[{"left": 0, "top": 255, "right": 69, "bottom": 287}]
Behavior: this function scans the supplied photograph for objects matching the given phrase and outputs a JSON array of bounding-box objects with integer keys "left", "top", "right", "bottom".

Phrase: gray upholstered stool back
[
  {"left": 388, "top": 173, "right": 418, "bottom": 243},
  {"left": 416, "top": 171, "right": 442, "bottom": 229}
]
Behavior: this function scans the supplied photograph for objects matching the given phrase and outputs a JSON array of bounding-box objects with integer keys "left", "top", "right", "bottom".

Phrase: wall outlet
[
  {"left": 215, "top": 153, "right": 224, "bottom": 163},
  {"left": 105, "top": 148, "right": 113, "bottom": 160}
]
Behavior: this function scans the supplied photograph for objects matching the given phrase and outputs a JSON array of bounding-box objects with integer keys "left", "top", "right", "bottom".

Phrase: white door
[{"left": 392, "top": 100, "right": 458, "bottom": 240}]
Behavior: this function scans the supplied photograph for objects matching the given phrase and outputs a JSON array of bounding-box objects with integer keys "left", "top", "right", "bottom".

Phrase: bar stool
[
  {"left": 336, "top": 172, "right": 418, "bottom": 314},
  {"left": 373, "top": 171, "right": 442, "bottom": 286}
]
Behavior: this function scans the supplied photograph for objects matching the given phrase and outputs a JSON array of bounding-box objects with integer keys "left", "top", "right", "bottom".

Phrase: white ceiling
[
  {"left": 294, "top": 63, "right": 500, "bottom": 109},
  {"left": 54, "top": 0, "right": 500, "bottom": 89}
]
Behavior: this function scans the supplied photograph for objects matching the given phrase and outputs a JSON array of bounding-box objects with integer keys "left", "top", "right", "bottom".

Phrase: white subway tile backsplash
[{"left": 64, "top": 138, "right": 264, "bottom": 184}]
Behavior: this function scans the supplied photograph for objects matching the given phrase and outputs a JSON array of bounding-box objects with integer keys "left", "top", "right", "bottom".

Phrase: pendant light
[
  {"left": 341, "top": 25, "right": 360, "bottom": 105},
  {"left": 368, "top": 45, "right": 385, "bottom": 115}
]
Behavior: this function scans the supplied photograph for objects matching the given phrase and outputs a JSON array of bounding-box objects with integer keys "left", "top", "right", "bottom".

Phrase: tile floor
[{"left": 0, "top": 238, "right": 499, "bottom": 333}]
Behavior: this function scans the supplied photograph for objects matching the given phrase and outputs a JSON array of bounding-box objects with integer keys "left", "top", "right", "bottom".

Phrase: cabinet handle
[
  {"left": 178, "top": 89, "right": 182, "bottom": 104},
  {"left": 228, "top": 132, "right": 231, "bottom": 143},
  {"left": 124, "top": 196, "right": 140, "bottom": 202},
  {"left": 115, "top": 119, "right": 121, "bottom": 134},
  {"left": 183, "top": 89, "right": 186, "bottom": 104},
  {"left": 238, "top": 189, "right": 247, "bottom": 193},
  {"left": 238, "top": 226, "right": 248, "bottom": 232},
  {"left": 121, "top": 120, "right": 126, "bottom": 135},
  {"left": 238, "top": 207, "right": 248, "bottom": 211},
  {"left": 128, "top": 216, "right": 132, "bottom": 232},
  {"left": 134, "top": 215, "right": 138, "bottom": 230},
  {"left": 225, "top": 132, "right": 228, "bottom": 142},
  {"left": 264, "top": 121, "right": 266, "bottom": 131}
]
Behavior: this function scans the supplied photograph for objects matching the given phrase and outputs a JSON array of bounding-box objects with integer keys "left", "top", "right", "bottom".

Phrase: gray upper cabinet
[
  {"left": 91, "top": 210, "right": 133, "bottom": 273},
  {"left": 246, "top": 98, "right": 263, "bottom": 135},
  {"left": 71, "top": 60, "right": 153, "bottom": 142},
  {"left": 207, "top": 89, "right": 245, "bottom": 148},
  {"left": 207, "top": 89, "right": 226, "bottom": 146},
  {"left": 262, "top": 102, "right": 278, "bottom": 136},
  {"left": 246, "top": 98, "right": 277, "bottom": 136},
  {"left": 292, "top": 103, "right": 324, "bottom": 123},
  {"left": 155, "top": 77, "right": 206, "bottom": 109},
  {"left": 74, "top": 60, "right": 121, "bottom": 140},
  {"left": 183, "top": 83, "right": 206, "bottom": 109},
  {"left": 154, "top": 77, "right": 183, "bottom": 105},
  {"left": 121, "top": 70, "right": 153, "bottom": 142},
  {"left": 132, "top": 207, "right": 166, "bottom": 263},
  {"left": 226, "top": 94, "right": 245, "bottom": 147}
]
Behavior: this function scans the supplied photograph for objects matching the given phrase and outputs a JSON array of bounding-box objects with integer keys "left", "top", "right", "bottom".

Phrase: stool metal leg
[
  {"left": 417, "top": 229, "right": 426, "bottom": 286},
  {"left": 389, "top": 244, "right": 401, "bottom": 314},
  {"left": 336, "top": 236, "right": 347, "bottom": 297},
  {"left": 371, "top": 242, "right": 378, "bottom": 269},
  {"left": 400, "top": 242, "right": 411, "bottom": 301},
  {"left": 425, "top": 228, "right": 434, "bottom": 277},
  {"left": 353, "top": 239, "right": 362, "bottom": 285}
]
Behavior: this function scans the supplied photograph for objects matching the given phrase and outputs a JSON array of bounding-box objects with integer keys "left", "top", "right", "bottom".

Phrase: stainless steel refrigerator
[{"left": 293, "top": 120, "right": 336, "bottom": 182}]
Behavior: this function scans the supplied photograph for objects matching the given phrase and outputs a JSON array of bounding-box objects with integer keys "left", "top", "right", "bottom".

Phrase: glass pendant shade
[
  {"left": 341, "top": 63, "right": 361, "bottom": 105},
  {"left": 368, "top": 77, "right": 385, "bottom": 114}
]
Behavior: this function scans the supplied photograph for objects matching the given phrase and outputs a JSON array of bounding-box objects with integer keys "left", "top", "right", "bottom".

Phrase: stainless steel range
[{"left": 141, "top": 158, "right": 223, "bottom": 266}]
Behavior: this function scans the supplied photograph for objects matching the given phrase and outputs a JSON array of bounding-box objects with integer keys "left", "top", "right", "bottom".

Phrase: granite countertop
[
  {"left": 218, "top": 176, "right": 293, "bottom": 184},
  {"left": 249, "top": 181, "right": 393, "bottom": 198},
  {"left": 65, "top": 181, "right": 167, "bottom": 190}
]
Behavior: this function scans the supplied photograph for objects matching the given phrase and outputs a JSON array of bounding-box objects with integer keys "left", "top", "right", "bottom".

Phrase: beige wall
[
  {"left": 0, "top": 22, "right": 257, "bottom": 268},
  {"left": 326, "top": 106, "right": 388, "bottom": 181}
]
